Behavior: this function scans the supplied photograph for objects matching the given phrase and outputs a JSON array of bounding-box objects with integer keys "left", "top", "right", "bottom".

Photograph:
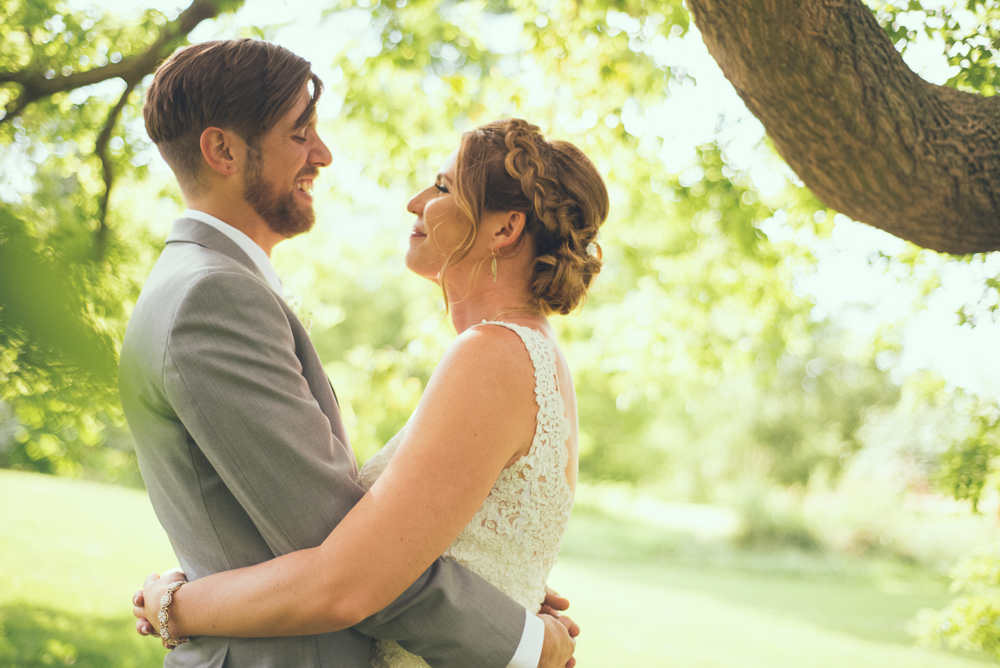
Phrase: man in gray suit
[{"left": 119, "top": 39, "right": 576, "bottom": 667}]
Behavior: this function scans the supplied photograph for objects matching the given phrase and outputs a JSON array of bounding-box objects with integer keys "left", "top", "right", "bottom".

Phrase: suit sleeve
[{"left": 162, "top": 271, "right": 528, "bottom": 668}]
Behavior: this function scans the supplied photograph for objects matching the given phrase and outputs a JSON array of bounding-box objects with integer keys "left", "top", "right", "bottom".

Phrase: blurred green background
[{"left": 1, "top": 0, "right": 999, "bottom": 665}]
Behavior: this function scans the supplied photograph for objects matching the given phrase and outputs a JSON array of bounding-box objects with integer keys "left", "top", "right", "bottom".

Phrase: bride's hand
[
  {"left": 540, "top": 587, "right": 571, "bottom": 617},
  {"left": 132, "top": 568, "right": 187, "bottom": 646}
]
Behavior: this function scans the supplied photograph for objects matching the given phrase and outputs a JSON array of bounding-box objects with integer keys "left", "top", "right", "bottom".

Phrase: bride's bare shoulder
[{"left": 426, "top": 323, "right": 536, "bottom": 403}]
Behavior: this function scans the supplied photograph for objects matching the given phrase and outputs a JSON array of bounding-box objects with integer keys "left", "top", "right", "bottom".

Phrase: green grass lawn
[{"left": 0, "top": 469, "right": 992, "bottom": 667}]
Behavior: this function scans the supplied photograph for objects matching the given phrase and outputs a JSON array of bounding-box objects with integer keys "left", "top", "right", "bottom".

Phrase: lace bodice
[{"left": 358, "top": 321, "right": 575, "bottom": 668}]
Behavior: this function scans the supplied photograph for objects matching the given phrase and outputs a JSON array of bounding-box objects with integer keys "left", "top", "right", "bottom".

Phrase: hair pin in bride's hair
[{"left": 587, "top": 233, "right": 603, "bottom": 260}]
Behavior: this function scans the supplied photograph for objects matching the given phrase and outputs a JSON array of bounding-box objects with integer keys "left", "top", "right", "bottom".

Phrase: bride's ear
[{"left": 492, "top": 211, "right": 527, "bottom": 253}]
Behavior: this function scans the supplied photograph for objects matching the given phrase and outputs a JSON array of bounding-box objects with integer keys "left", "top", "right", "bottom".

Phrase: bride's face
[{"left": 405, "top": 150, "right": 487, "bottom": 284}]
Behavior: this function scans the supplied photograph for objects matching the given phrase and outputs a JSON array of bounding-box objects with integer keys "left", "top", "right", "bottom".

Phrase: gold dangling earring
[{"left": 491, "top": 247, "right": 498, "bottom": 282}]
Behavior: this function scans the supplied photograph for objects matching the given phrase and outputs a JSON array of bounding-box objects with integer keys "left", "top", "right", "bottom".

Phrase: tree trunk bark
[{"left": 687, "top": 0, "right": 1000, "bottom": 254}]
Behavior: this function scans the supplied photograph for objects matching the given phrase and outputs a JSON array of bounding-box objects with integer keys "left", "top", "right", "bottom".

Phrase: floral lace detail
[{"left": 358, "top": 321, "right": 574, "bottom": 668}]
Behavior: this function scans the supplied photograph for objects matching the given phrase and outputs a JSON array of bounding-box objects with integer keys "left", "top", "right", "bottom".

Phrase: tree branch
[
  {"left": 0, "top": 0, "right": 245, "bottom": 259},
  {"left": 0, "top": 0, "right": 231, "bottom": 126},
  {"left": 0, "top": 73, "right": 27, "bottom": 84},
  {"left": 687, "top": 0, "right": 1000, "bottom": 254},
  {"left": 93, "top": 78, "right": 139, "bottom": 261},
  {"left": 0, "top": 0, "right": 246, "bottom": 264}
]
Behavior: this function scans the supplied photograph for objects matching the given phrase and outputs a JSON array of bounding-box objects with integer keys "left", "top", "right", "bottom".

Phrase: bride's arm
[{"left": 142, "top": 325, "right": 539, "bottom": 639}]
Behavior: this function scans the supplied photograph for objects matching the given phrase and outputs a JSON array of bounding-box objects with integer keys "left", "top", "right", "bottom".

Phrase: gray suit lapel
[{"left": 165, "top": 217, "right": 353, "bottom": 466}]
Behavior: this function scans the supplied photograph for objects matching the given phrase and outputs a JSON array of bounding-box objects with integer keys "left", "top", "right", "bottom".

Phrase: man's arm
[{"left": 161, "top": 271, "right": 536, "bottom": 667}]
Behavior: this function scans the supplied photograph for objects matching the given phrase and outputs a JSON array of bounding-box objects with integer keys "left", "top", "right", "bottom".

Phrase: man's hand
[{"left": 537, "top": 612, "right": 578, "bottom": 668}]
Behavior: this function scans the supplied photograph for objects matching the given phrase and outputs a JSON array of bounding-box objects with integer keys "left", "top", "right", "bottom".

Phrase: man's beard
[{"left": 243, "top": 144, "right": 315, "bottom": 238}]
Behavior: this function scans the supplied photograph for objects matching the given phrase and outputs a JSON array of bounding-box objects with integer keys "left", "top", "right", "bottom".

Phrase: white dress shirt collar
[{"left": 182, "top": 208, "right": 284, "bottom": 298}]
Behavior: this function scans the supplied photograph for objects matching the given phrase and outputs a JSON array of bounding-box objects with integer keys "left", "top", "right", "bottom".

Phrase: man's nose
[{"left": 312, "top": 134, "right": 332, "bottom": 167}]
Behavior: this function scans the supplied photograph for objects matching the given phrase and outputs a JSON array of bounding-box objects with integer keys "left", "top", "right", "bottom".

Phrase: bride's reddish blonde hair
[{"left": 440, "top": 118, "right": 609, "bottom": 315}]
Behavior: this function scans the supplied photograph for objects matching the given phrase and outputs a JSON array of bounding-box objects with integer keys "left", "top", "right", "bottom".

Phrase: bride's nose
[{"left": 407, "top": 192, "right": 425, "bottom": 216}]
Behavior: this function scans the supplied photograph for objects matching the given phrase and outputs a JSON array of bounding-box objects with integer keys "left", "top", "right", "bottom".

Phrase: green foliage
[
  {"left": 734, "top": 483, "right": 821, "bottom": 551},
  {"left": 0, "top": 208, "right": 117, "bottom": 382},
  {"left": 908, "top": 389, "right": 1000, "bottom": 656},
  {"left": 925, "top": 393, "right": 1000, "bottom": 513},
  {"left": 0, "top": 0, "right": 240, "bottom": 483},
  {"left": 915, "top": 539, "right": 1000, "bottom": 660},
  {"left": 869, "top": 0, "right": 1000, "bottom": 95},
  {"left": 958, "top": 273, "right": 1000, "bottom": 327},
  {"left": 0, "top": 203, "right": 141, "bottom": 483},
  {"left": 329, "top": 0, "right": 686, "bottom": 183},
  {"left": 749, "top": 329, "right": 900, "bottom": 486}
]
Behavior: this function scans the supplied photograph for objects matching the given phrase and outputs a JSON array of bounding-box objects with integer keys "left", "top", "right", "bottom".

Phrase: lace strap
[{"left": 478, "top": 320, "right": 564, "bottom": 435}]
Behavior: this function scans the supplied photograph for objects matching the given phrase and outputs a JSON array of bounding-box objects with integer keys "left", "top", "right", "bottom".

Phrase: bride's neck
[{"left": 447, "top": 283, "right": 539, "bottom": 335}]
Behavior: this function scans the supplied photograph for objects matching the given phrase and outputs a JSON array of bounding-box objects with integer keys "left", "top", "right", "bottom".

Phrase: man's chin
[
  {"left": 266, "top": 212, "right": 315, "bottom": 238},
  {"left": 283, "top": 218, "right": 315, "bottom": 238}
]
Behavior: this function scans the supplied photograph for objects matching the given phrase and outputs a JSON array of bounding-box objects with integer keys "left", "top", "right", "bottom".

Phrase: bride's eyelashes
[{"left": 434, "top": 182, "right": 449, "bottom": 194}]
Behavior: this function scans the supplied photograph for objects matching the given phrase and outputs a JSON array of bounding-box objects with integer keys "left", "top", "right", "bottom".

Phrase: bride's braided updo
[{"left": 448, "top": 118, "right": 610, "bottom": 315}]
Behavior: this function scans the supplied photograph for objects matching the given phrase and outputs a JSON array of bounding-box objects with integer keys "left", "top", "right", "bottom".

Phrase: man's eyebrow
[{"left": 292, "top": 105, "right": 318, "bottom": 132}]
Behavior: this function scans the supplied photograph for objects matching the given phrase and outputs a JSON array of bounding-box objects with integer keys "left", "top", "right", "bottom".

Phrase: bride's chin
[{"left": 403, "top": 255, "right": 439, "bottom": 284}]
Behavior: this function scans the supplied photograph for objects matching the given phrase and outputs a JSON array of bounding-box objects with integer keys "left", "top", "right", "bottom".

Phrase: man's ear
[
  {"left": 493, "top": 211, "right": 527, "bottom": 252},
  {"left": 199, "top": 127, "right": 239, "bottom": 176}
]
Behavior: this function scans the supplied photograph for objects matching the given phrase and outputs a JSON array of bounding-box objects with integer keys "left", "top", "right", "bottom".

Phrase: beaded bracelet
[{"left": 158, "top": 580, "right": 191, "bottom": 647}]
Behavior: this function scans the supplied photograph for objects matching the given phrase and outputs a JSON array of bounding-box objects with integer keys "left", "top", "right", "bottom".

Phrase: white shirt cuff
[{"left": 506, "top": 610, "right": 544, "bottom": 668}]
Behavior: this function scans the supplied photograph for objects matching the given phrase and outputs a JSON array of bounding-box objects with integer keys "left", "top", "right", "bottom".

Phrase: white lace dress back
[{"left": 358, "top": 321, "right": 575, "bottom": 668}]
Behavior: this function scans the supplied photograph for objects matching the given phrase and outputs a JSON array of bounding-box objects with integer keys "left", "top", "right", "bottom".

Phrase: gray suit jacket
[{"left": 119, "top": 218, "right": 526, "bottom": 668}]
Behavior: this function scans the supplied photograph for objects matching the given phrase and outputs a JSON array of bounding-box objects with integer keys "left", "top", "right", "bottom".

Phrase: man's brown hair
[{"left": 144, "top": 39, "right": 322, "bottom": 194}]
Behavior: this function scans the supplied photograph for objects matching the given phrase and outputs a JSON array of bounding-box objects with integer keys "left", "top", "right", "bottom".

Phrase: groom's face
[{"left": 243, "top": 84, "right": 331, "bottom": 238}]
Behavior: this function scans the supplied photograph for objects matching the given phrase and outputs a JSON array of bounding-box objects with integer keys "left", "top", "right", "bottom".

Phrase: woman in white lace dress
[{"left": 133, "top": 118, "right": 608, "bottom": 667}]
